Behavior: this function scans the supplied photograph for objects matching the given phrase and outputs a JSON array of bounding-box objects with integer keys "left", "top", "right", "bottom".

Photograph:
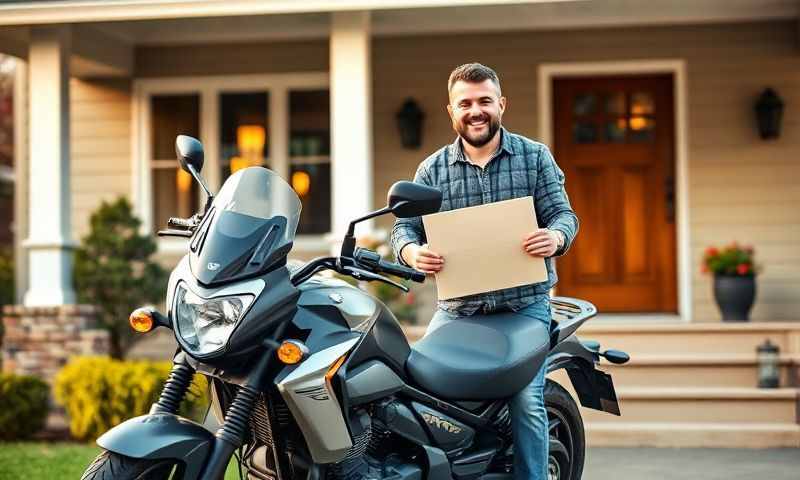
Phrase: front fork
[{"left": 159, "top": 341, "right": 280, "bottom": 480}]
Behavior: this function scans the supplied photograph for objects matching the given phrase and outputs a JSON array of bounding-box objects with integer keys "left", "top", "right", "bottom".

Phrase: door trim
[{"left": 537, "top": 59, "right": 690, "bottom": 322}]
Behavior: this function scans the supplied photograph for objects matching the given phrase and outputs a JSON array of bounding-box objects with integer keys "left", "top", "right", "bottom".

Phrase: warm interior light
[
  {"left": 129, "top": 308, "right": 154, "bottom": 333},
  {"left": 277, "top": 340, "right": 306, "bottom": 365},
  {"left": 176, "top": 169, "right": 192, "bottom": 193},
  {"left": 629, "top": 116, "right": 648, "bottom": 131},
  {"left": 237, "top": 125, "right": 266, "bottom": 155},
  {"left": 292, "top": 171, "right": 311, "bottom": 196},
  {"left": 230, "top": 156, "right": 248, "bottom": 174}
]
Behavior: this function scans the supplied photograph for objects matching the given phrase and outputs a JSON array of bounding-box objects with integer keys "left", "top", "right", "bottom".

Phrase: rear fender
[
  {"left": 547, "top": 335, "right": 620, "bottom": 416},
  {"left": 96, "top": 413, "right": 214, "bottom": 479}
]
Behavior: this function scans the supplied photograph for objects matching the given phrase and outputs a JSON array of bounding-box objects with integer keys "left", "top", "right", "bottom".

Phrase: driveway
[{"left": 584, "top": 448, "right": 799, "bottom": 480}]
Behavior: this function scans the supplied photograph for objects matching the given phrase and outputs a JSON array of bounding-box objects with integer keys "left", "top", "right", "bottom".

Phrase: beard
[{"left": 455, "top": 113, "right": 502, "bottom": 148}]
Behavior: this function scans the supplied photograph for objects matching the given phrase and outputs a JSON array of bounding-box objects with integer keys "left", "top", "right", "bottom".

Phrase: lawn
[{"left": 0, "top": 443, "right": 242, "bottom": 480}]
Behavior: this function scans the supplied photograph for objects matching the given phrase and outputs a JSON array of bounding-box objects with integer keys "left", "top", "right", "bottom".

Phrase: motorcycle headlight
[{"left": 174, "top": 284, "right": 255, "bottom": 356}]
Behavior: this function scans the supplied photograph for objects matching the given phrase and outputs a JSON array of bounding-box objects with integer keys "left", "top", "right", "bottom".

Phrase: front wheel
[
  {"left": 81, "top": 450, "right": 185, "bottom": 480},
  {"left": 546, "top": 379, "right": 585, "bottom": 480}
]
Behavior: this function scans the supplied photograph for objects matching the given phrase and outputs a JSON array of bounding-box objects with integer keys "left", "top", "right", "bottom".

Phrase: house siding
[
  {"left": 70, "top": 78, "right": 132, "bottom": 239},
  {"left": 371, "top": 20, "right": 800, "bottom": 321}
]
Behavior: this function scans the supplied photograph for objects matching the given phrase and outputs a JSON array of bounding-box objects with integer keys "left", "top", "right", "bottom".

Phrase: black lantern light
[
  {"left": 754, "top": 88, "right": 784, "bottom": 140},
  {"left": 396, "top": 98, "right": 424, "bottom": 149},
  {"left": 756, "top": 339, "right": 780, "bottom": 388}
]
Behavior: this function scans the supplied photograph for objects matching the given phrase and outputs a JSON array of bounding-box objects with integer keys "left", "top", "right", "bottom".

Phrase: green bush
[
  {"left": 73, "top": 197, "right": 168, "bottom": 358},
  {"left": 0, "top": 373, "right": 50, "bottom": 441},
  {"left": 54, "top": 356, "right": 209, "bottom": 442}
]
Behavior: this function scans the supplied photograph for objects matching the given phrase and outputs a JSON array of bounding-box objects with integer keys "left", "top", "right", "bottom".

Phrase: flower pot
[{"left": 713, "top": 274, "right": 756, "bottom": 322}]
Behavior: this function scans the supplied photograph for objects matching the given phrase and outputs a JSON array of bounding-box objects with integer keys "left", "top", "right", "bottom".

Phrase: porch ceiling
[{"left": 1, "top": 0, "right": 798, "bottom": 47}]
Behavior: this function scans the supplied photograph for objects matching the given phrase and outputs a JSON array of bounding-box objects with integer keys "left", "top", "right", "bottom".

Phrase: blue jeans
[{"left": 425, "top": 296, "right": 550, "bottom": 480}]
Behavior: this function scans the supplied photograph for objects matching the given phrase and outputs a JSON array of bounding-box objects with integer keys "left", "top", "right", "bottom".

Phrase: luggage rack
[{"left": 550, "top": 296, "right": 597, "bottom": 344}]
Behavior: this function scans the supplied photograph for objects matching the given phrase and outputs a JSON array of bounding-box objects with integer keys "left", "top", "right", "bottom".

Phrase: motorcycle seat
[{"left": 406, "top": 311, "right": 550, "bottom": 400}]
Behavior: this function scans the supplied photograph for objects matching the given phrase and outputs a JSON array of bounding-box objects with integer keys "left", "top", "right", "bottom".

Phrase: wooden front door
[{"left": 553, "top": 75, "right": 676, "bottom": 312}]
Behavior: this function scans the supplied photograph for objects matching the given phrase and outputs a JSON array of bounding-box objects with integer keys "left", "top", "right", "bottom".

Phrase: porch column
[
  {"left": 23, "top": 26, "right": 75, "bottom": 306},
  {"left": 330, "top": 11, "right": 373, "bottom": 248}
]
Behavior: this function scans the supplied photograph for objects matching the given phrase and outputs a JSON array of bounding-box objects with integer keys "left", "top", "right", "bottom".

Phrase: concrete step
[
  {"left": 599, "top": 354, "right": 799, "bottom": 389},
  {"left": 581, "top": 387, "right": 799, "bottom": 424},
  {"left": 578, "top": 322, "right": 800, "bottom": 356},
  {"left": 585, "top": 422, "right": 800, "bottom": 448}
]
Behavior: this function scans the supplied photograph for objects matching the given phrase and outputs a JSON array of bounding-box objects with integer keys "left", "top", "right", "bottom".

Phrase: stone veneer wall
[{"left": 1, "top": 305, "right": 110, "bottom": 382}]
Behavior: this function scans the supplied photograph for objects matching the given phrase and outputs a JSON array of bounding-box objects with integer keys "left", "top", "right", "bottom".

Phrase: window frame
[{"left": 132, "top": 72, "right": 330, "bottom": 254}]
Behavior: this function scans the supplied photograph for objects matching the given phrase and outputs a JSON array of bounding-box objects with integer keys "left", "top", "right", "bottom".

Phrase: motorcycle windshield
[{"left": 190, "top": 167, "right": 301, "bottom": 285}]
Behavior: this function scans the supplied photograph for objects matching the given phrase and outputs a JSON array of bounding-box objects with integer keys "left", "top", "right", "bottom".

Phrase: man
[{"left": 390, "top": 63, "right": 578, "bottom": 480}]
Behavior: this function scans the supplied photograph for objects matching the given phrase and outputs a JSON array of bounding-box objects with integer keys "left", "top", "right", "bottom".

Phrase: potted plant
[{"left": 702, "top": 243, "right": 758, "bottom": 321}]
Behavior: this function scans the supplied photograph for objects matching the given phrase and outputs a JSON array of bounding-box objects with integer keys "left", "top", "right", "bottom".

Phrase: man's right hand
[{"left": 401, "top": 243, "right": 444, "bottom": 274}]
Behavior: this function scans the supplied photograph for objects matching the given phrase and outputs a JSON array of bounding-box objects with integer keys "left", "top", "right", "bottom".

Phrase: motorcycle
[{"left": 81, "top": 135, "right": 629, "bottom": 480}]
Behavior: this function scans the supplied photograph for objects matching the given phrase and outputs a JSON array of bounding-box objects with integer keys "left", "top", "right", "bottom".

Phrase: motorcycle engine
[{"left": 330, "top": 408, "right": 422, "bottom": 480}]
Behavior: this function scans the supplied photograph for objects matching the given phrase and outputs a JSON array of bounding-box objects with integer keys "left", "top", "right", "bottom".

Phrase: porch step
[
  {"left": 585, "top": 422, "right": 800, "bottom": 448},
  {"left": 579, "top": 322, "right": 800, "bottom": 356},
  {"left": 598, "top": 354, "right": 799, "bottom": 389},
  {"left": 581, "top": 387, "right": 799, "bottom": 424}
]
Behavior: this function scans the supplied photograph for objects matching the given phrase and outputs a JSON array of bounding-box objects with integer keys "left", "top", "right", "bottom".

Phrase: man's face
[{"left": 447, "top": 79, "right": 506, "bottom": 148}]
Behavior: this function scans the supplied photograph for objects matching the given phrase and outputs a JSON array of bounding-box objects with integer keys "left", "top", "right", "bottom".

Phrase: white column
[
  {"left": 330, "top": 11, "right": 373, "bottom": 251},
  {"left": 23, "top": 26, "right": 76, "bottom": 306}
]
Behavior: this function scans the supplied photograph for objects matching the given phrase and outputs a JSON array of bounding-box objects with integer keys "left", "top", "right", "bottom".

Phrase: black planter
[{"left": 713, "top": 274, "right": 756, "bottom": 322}]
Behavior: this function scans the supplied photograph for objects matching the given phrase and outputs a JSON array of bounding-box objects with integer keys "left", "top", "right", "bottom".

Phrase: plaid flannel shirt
[{"left": 390, "top": 128, "right": 579, "bottom": 315}]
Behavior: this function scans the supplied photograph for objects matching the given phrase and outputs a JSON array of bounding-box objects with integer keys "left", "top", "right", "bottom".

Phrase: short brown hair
[{"left": 447, "top": 63, "right": 501, "bottom": 95}]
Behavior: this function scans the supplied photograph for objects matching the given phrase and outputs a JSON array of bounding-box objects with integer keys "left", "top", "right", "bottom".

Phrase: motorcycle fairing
[{"left": 96, "top": 413, "right": 213, "bottom": 480}]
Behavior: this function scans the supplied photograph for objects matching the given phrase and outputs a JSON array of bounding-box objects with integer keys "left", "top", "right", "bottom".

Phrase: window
[
  {"left": 137, "top": 74, "right": 331, "bottom": 250},
  {"left": 150, "top": 94, "right": 200, "bottom": 231}
]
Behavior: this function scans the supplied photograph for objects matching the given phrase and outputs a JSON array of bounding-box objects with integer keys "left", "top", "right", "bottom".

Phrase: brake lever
[{"left": 342, "top": 266, "right": 409, "bottom": 292}]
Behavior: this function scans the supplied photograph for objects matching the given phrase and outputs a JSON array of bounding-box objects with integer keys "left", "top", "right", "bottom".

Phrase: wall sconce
[
  {"left": 754, "top": 88, "right": 784, "bottom": 140},
  {"left": 396, "top": 98, "right": 424, "bottom": 149}
]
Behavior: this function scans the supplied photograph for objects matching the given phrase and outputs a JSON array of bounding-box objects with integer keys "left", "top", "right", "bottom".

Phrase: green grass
[{"left": 0, "top": 442, "right": 242, "bottom": 480}]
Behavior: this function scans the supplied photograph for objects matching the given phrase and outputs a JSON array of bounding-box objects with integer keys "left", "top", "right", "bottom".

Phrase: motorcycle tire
[
  {"left": 81, "top": 450, "right": 184, "bottom": 480},
  {"left": 545, "top": 379, "right": 586, "bottom": 480}
]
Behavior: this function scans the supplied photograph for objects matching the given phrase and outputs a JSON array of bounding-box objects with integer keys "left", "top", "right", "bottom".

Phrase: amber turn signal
[
  {"left": 129, "top": 308, "right": 154, "bottom": 333},
  {"left": 277, "top": 340, "right": 308, "bottom": 365}
]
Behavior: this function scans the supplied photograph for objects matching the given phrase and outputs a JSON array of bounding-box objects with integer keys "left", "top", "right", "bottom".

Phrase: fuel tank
[{"left": 293, "top": 277, "right": 411, "bottom": 377}]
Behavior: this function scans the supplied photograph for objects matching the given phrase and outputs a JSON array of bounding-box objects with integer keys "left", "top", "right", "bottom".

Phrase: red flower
[
  {"left": 737, "top": 264, "right": 750, "bottom": 275},
  {"left": 705, "top": 247, "right": 719, "bottom": 257}
]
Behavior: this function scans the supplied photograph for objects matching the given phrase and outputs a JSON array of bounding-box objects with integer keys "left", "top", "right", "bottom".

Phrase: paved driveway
[{"left": 584, "top": 448, "right": 799, "bottom": 480}]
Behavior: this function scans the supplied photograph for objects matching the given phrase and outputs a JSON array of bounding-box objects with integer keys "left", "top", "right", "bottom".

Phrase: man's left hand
[{"left": 522, "top": 229, "right": 562, "bottom": 258}]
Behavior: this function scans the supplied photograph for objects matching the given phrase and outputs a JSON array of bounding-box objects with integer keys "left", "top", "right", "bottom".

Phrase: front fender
[{"left": 97, "top": 413, "right": 214, "bottom": 479}]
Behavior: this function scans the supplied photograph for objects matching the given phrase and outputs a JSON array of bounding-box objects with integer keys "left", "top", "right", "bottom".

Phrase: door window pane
[
  {"left": 629, "top": 116, "right": 655, "bottom": 142},
  {"left": 573, "top": 93, "right": 597, "bottom": 116},
  {"left": 220, "top": 92, "right": 269, "bottom": 181},
  {"left": 605, "top": 92, "right": 625, "bottom": 115},
  {"left": 290, "top": 90, "right": 331, "bottom": 235},
  {"left": 605, "top": 118, "right": 627, "bottom": 143},
  {"left": 150, "top": 94, "right": 200, "bottom": 230},
  {"left": 573, "top": 122, "right": 598, "bottom": 144},
  {"left": 630, "top": 91, "right": 655, "bottom": 115}
]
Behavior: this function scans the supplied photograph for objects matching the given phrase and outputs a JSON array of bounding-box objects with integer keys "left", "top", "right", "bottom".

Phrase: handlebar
[{"left": 354, "top": 247, "right": 425, "bottom": 283}]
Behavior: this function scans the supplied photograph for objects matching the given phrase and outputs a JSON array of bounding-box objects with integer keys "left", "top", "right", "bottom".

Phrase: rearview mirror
[
  {"left": 175, "top": 135, "right": 205, "bottom": 174},
  {"left": 388, "top": 181, "right": 442, "bottom": 218}
]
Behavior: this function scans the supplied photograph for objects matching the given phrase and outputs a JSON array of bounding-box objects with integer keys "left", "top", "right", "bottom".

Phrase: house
[{"left": 0, "top": 0, "right": 798, "bottom": 447}]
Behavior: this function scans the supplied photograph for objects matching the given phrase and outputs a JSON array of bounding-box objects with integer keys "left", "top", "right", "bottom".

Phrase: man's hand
[
  {"left": 523, "top": 229, "right": 563, "bottom": 258},
  {"left": 401, "top": 243, "right": 444, "bottom": 274}
]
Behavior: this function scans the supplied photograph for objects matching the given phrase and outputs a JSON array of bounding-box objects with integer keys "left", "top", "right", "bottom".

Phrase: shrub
[
  {"left": 54, "top": 356, "right": 208, "bottom": 442},
  {"left": 0, "top": 373, "right": 49, "bottom": 441},
  {"left": 73, "top": 197, "right": 168, "bottom": 358}
]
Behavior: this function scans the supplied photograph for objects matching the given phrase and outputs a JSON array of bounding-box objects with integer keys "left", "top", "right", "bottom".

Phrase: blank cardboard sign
[{"left": 422, "top": 196, "right": 548, "bottom": 300}]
